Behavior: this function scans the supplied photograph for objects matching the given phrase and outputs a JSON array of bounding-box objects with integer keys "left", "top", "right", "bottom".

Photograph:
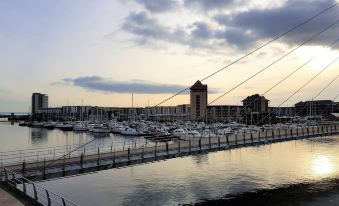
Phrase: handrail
[{"left": 4, "top": 167, "right": 80, "bottom": 206}]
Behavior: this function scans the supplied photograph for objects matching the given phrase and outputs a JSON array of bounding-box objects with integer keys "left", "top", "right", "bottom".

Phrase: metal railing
[{"left": 3, "top": 168, "right": 79, "bottom": 206}]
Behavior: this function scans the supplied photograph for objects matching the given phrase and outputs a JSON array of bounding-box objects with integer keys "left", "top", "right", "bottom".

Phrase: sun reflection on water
[{"left": 312, "top": 155, "right": 334, "bottom": 177}]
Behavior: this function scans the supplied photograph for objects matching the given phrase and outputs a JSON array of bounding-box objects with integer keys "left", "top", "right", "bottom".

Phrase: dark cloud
[
  {"left": 122, "top": 0, "right": 339, "bottom": 51},
  {"left": 183, "top": 0, "right": 246, "bottom": 11},
  {"left": 56, "top": 76, "right": 220, "bottom": 94},
  {"left": 135, "top": 0, "right": 177, "bottom": 13},
  {"left": 214, "top": 0, "right": 339, "bottom": 48}
]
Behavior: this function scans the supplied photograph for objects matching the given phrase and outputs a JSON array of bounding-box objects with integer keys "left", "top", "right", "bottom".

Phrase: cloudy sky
[{"left": 0, "top": 0, "right": 338, "bottom": 112}]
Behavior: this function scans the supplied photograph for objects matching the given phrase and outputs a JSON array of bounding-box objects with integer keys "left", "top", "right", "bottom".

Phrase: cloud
[
  {"left": 134, "top": 0, "right": 178, "bottom": 13},
  {"left": 121, "top": 0, "right": 339, "bottom": 51},
  {"left": 183, "top": 0, "right": 247, "bottom": 11},
  {"left": 55, "top": 76, "right": 220, "bottom": 94}
]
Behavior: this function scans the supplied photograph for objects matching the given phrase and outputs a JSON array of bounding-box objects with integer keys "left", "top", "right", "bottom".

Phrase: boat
[
  {"left": 92, "top": 125, "right": 109, "bottom": 133},
  {"left": 182, "top": 130, "right": 201, "bottom": 140},
  {"left": 73, "top": 122, "right": 88, "bottom": 132},
  {"left": 171, "top": 128, "right": 186, "bottom": 138},
  {"left": 121, "top": 127, "right": 139, "bottom": 136}
]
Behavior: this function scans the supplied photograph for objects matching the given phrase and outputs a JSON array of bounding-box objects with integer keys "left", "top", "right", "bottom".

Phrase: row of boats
[{"left": 19, "top": 120, "right": 309, "bottom": 140}]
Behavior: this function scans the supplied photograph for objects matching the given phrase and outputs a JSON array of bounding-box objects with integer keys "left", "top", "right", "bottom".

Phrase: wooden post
[
  {"left": 285, "top": 129, "right": 288, "bottom": 139},
  {"left": 166, "top": 142, "right": 169, "bottom": 156},
  {"left": 62, "top": 155, "right": 66, "bottom": 176},
  {"left": 265, "top": 130, "right": 268, "bottom": 142},
  {"left": 189, "top": 140, "right": 192, "bottom": 154},
  {"left": 296, "top": 127, "right": 299, "bottom": 138},
  {"left": 307, "top": 127, "right": 310, "bottom": 136},
  {"left": 209, "top": 135, "right": 211, "bottom": 149},
  {"left": 218, "top": 137, "right": 221, "bottom": 148},
  {"left": 290, "top": 128, "right": 293, "bottom": 139},
  {"left": 113, "top": 148, "right": 116, "bottom": 166},
  {"left": 272, "top": 131, "right": 275, "bottom": 140},
  {"left": 250, "top": 133, "right": 253, "bottom": 143}
]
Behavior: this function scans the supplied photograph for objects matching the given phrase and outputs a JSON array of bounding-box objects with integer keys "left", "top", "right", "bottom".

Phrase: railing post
[
  {"left": 154, "top": 141, "right": 157, "bottom": 158},
  {"left": 189, "top": 140, "right": 192, "bottom": 153},
  {"left": 208, "top": 136, "right": 211, "bottom": 149},
  {"left": 243, "top": 132, "right": 246, "bottom": 145},
  {"left": 250, "top": 133, "right": 253, "bottom": 143},
  {"left": 218, "top": 136, "right": 221, "bottom": 148},
  {"left": 97, "top": 147, "right": 100, "bottom": 167},
  {"left": 226, "top": 134, "right": 229, "bottom": 146},
  {"left": 80, "top": 153, "right": 83, "bottom": 169},
  {"left": 4, "top": 168, "right": 8, "bottom": 181},
  {"left": 272, "top": 131, "right": 275, "bottom": 140},
  {"left": 278, "top": 129, "right": 281, "bottom": 139},
  {"left": 32, "top": 183, "right": 38, "bottom": 202},
  {"left": 178, "top": 140, "right": 181, "bottom": 154},
  {"left": 290, "top": 128, "right": 293, "bottom": 139},
  {"left": 141, "top": 147, "right": 144, "bottom": 162},
  {"left": 128, "top": 148, "right": 131, "bottom": 163},
  {"left": 199, "top": 139, "right": 202, "bottom": 151},
  {"left": 296, "top": 127, "right": 299, "bottom": 138},
  {"left": 22, "top": 182, "right": 26, "bottom": 194},
  {"left": 46, "top": 189, "right": 51, "bottom": 206},
  {"left": 258, "top": 131, "right": 261, "bottom": 143},
  {"left": 43, "top": 158, "right": 46, "bottom": 179},
  {"left": 265, "top": 130, "right": 268, "bottom": 142},
  {"left": 62, "top": 198, "right": 67, "bottom": 206},
  {"left": 22, "top": 161, "right": 26, "bottom": 176},
  {"left": 285, "top": 129, "right": 288, "bottom": 139},
  {"left": 166, "top": 142, "right": 169, "bottom": 156},
  {"left": 235, "top": 134, "right": 238, "bottom": 147},
  {"left": 307, "top": 127, "right": 310, "bottom": 136}
]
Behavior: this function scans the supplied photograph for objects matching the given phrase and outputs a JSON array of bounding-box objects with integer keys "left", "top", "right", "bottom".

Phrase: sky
[{"left": 0, "top": 0, "right": 338, "bottom": 112}]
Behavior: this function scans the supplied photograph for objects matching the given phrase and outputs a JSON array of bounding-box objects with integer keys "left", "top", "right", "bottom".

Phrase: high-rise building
[
  {"left": 32, "top": 93, "right": 48, "bottom": 115},
  {"left": 190, "top": 80, "right": 207, "bottom": 121}
]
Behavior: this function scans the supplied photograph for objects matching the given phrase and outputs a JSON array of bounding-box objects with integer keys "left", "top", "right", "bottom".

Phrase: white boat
[
  {"left": 182, "top": 130, "right": 201, "bottom": 140},
  {"left": 73, "top": 122, "right": 88, "bottom": 131},
  {"left": 92, "top": 125, "right": 109, "bottom": 133},
  {"left": 172, "top": 128, "right": 186, "bottom": 137},
  {"left": 121, "top": 127, "right": 139, "bottom": 136}
]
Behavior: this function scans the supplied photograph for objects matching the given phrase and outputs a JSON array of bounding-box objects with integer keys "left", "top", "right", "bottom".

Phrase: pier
[{"left": 1, "top": 124, "right": 338, "bottom": 182}]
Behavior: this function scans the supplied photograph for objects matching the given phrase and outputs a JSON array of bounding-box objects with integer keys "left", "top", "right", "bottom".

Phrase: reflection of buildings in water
[
  {"left": 92, "top": 132, "right": 110, "bottom": 139},
  {"left": 30, "top": 128, "right": 48, "bottom": 144},
  {"left": 191, "top": 153, "right": 209, "bottom": 166}
]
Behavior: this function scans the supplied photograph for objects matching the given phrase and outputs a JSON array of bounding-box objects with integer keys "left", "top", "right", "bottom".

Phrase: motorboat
[
  {"left": 121, "top": 127, "right": 139, "bottom": 136},
  {"left": 73, "top": 122, "right": 88, "bottom": 131}
]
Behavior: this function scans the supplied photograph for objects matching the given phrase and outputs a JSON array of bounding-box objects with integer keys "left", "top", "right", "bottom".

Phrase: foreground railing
[{"left": 3, "top": 168, "right": 79, "bottom": 206}]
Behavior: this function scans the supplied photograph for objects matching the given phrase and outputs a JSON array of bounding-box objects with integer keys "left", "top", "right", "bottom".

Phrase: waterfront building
[
  {"left": 294, "top": 100, "right": 336, "bottom": 116},
  {"left": 190, "top": 80, "right": 208, "bottom": 121},
  {"left": 242, "top": 94, "right": 271, "bottom": 125},
  {"left": 31, "top": 93, "right": 48, "bottom": 119},
  {"left": 206, "top": 105, "right": 243, "bottom": 123}
]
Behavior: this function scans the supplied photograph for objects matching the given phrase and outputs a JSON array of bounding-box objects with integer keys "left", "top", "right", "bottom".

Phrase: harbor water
[
  {"left": 37, "top": 134, "right": 339, "bottom": 206},
  {"left": 2, "top": 121, "right": 339, "bottom": 205}
]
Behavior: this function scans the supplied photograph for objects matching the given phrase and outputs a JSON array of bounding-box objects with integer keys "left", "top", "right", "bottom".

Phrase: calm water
[
  {"left": 37, "top": 134, "right": 339, "bottom": 206},
  {"left": 0, "top": 122, "right": 151, "bottom": 153}
]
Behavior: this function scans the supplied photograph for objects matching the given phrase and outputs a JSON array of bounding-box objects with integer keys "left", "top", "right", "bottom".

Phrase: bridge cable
[
  {"left": 231, "top": 37, "right": 339, "bottom": 120},
  {"left": 154, "top": 2, "right": 338, "bottom": 107},
  {"left": 256, "top": 55, "right": 339, "bottom": 125},
  {"left": 208, "top": 19, "right": 339, "bottom": 105}
]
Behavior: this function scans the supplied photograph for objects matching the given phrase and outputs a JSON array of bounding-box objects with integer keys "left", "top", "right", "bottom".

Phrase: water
[
  {"left": 36, "top": 134, "right": 339, "bottom": 206},
  {"left": 0, "top": 121, "right": 151, "bottom": 152}
]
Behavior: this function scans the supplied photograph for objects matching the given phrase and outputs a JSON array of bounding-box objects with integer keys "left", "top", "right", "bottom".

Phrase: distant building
[
  {"left": 295, "top": 100, "right": 336, "bottom": 116},
  {"left": 31, "top": 93, "right": 48, "bottom": 118},
  {"left": 190, "top": 80, "right": 208, "bottom": 121},
  {"left": 207, "top": 105, "right": 243, "bottom": 123},
  {"left": 242, "top": 94, "right": 269, "bottom": 113},
  {"left": 324, "top": 113, "right": 339, "bottom": 121}
]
